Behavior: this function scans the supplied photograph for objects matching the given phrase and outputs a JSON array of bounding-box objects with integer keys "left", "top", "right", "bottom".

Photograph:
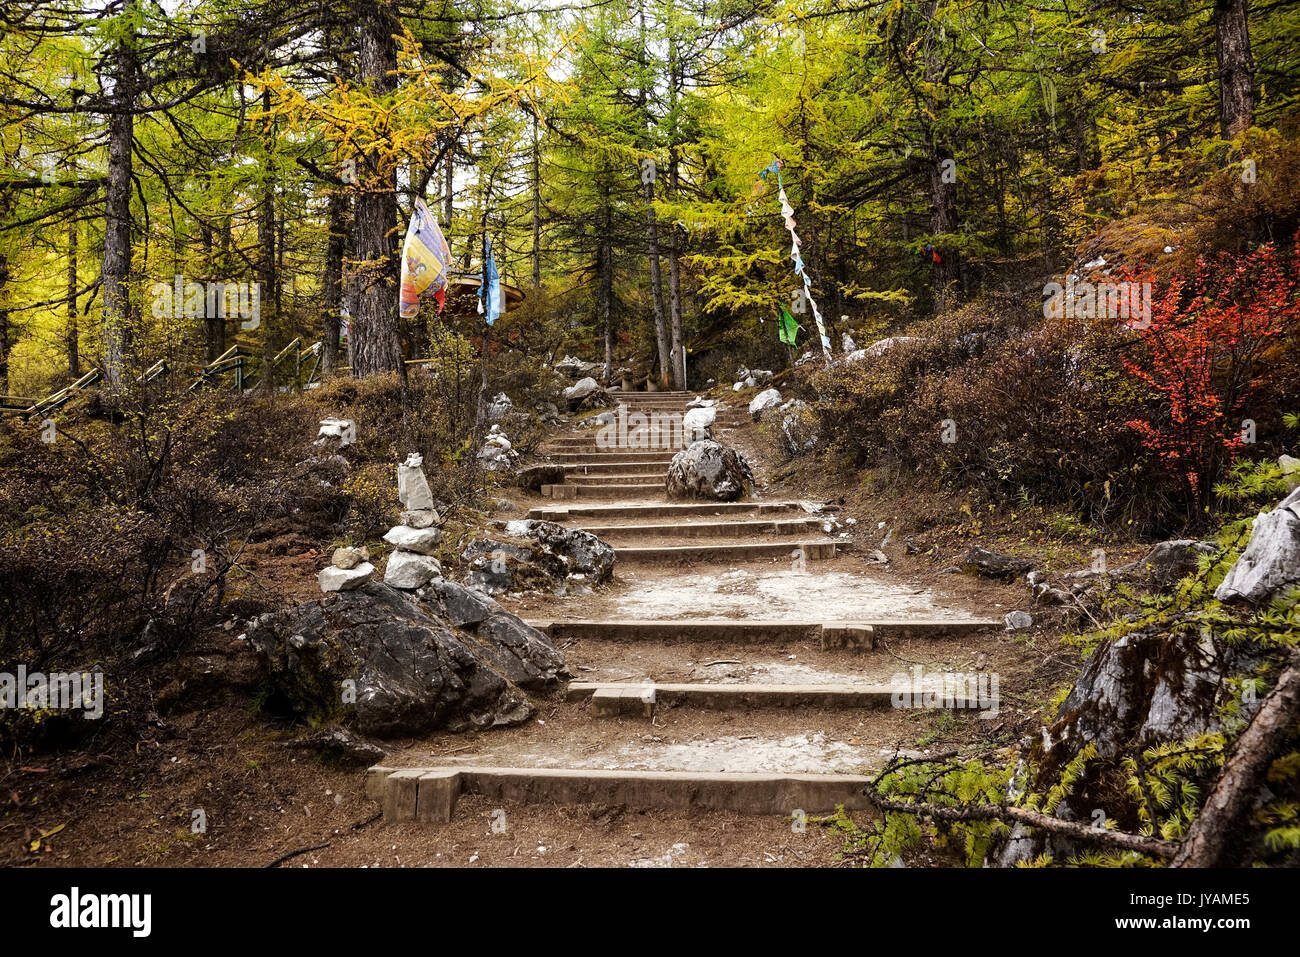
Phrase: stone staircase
[{"left": 369, "top": 386, "right": 999, "bottom": 827}]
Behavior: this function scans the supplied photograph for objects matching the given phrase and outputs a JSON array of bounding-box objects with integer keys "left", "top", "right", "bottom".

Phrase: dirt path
[
  {"left": 9, "top": 389, "right": 1037, "bottom": 870},
  {"left": 365, "top": 389, "right": 1027, "bottom": 866}
]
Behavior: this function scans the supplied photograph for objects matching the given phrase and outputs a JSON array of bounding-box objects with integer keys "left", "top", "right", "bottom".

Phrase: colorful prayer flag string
[{"left": 759, "top": 159, "right": 832, "bottom": 364}]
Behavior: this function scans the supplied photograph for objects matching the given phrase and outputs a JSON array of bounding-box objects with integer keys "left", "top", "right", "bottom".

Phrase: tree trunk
[
  {"left": 101, "top": 5, "right": 139, "bottom": 387},
  {"left": 1215, "top": 0, "right": 1254, "bottom": 138},
  {"left": 666, "top": 33, "right": 685, "bottom": 390},
  {"left": 443, "top": 140, "right": 455, "bottom": 228},
  {"left": 599, "top": 174, "right": 615, "bottom": 382},
  {"left": 922, "top": 1, "right": 960, "bottom": 316},
  {"left": 531, "top": 114, "right": 541, "bottom": 288},
  {"left": 927, "top": 146, "right": 960, "bottom": 314},
  {"left": 322, "top": 191, "right": 348, "bottom": 371},
  {"left": 0, "top": 225, "right": 9, "bottom": 395},
  {"left": 257, "top": 88, "right": 277, "bottom": 389},
  {"left": 351, "top": 0, "right": 405, "bottom": 380},
  {"left": 66, "top": 216, "right": 79, "bottom": 377}
]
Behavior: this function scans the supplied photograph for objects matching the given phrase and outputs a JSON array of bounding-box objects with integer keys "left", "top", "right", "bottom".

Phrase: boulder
[
  {"left": 461, "top": 520, "right": 615, "bottom": 594},
  {"left": 318, "top": 562, "right": 375, "bottom": 592},
  {"left": 397, "top": 453, "right": 434, "bottom": 511},
  {"left": 1112, "top": 539, "right": 1217, "bottom": 590},
  {"left": 749, "top": 388, "right": 782, "bottom": 421},
  {"left": 1215, "top": 486, "right": 1300, "bottom": 604},
  {"left": 555, "top": 355, "right": 599, "bottom": 379},
  {"left": 963, "top": 546, "right": 1039, "bottom": 580},
  {"left": 1280, "top": 454, "right": 1300, "bottom": 490},
  {"left": 865, "top": 336, "right": 923, "bottom": 357},
  {"left": 562, "top": 376, "right": 609, "bottom": 410},
  {"left": 419, "top": 577, "right": 502, "bottom": 628},
  {"left": 779, "top": 399, "right": 818, "bottom": 455},
  {"left": 666, "top": 439, "right": 754, "bottom": 501},
  {"left": 245, "top": 584, "right": 567, "bottom": 736},
  {"left": 384, "top": 550, "right": 443, "bottom": 589},
  {"left": 382, "top": 525, "right": 442, "bottom": 555}
]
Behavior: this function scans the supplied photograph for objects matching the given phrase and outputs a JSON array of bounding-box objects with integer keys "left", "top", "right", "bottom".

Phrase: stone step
[
  {"left": 554, "top": 452, "right": 678, "bottom": 465},
  {"left": 367, "top": 765, "right": 876, "bottom": 822},
  {"left": 568, "top": 681, "right": 897, "bottom": 711},
  {"left": 531, "top": 618, "right": 1002, "bottom": 645},
  {"left": 560, "top": 461, "right": 672, "bottom": 476},
  {"left": 612, "top": 539, "right": 838, "bottom": 562},
  {"left": 544, "top": 439, "right": 689, "bottom": 452},
  {"left": 541, "top": 483, "right": 665, "bottom": 500},
  {"left": 527, "top": 501, "right": 812, "bottom": 521},
  {"left": 580, "top": 517, "right": 824, "bottom": 539},
  {"left": 558, "top": 472, "right": 666, "bottom": 485}
]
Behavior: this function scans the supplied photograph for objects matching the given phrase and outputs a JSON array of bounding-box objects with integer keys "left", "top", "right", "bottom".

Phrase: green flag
[{"left": 778, "top": 307, "right": 799, "bottom": 345}]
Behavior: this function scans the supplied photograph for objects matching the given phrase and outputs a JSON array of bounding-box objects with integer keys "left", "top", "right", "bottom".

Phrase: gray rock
[
  {"left": 779, "top": 399, "right": 818, "bottom": 455},
  {"left": 383, "top": 550, "right": 443, "bottom": 589},
  {"left": 555, "top": 355, "right": 599, "bottom": 379},
  {"left": 666, "top": 439, "right": 754, "bottom": 501},
  {"left": 1113, "top": 539, "right": 1217, "bottom": 590},
  {"left": 246, "top": 584, "right": 566, "bottom": 736},
  {"left": 318, "top": 563, "right": 375, "bottom": 592},
  {"left": 562, "top": 376, "right": 610, "bottom": 410},
  {"left": 285, "top": 727, "right": 386, "bottom": 765},
  {"left": 418, "top": 577, "right": 502, "bottom": 628},
  {"left": 460, "top": 520, "right": 615, "bottom": 595},
  {"left": 316, "top": 417, "right": 356, "bottom": 448},
  {"left": 1004, "top": 610, "right": 1033, "bottom": 631},
  {"left": 401, "top": 508, "right": 439, "bottom": 529},
  {"left": 383, "top": 525, "right": 442, "bottom": 555},
  {"left": 397, "top": 454, "right": 434, "bottom": 511},
  {"left": 963, "top": 546, "right": 1039, "bottom": 580},
  {"left": 331, "top": 546, "right": 367, "bottom": 570},
  {"left": 1215, "top": 486, "right": 1300, "bottom": 604},
  {"left": 486, "top": 392, "right": 513, "bottom": 421},
  {"left": 1279, "top": 454, "right": 1300, "bottom": 490},
  {"left": 749, "top": 388, "right": 782, "bottom": 421},
  {"left": 496, "top": 499, "right": 520, "bottom": 512}
]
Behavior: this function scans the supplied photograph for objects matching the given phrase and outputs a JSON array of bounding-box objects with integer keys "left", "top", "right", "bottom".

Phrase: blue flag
[{"left": 479, "top": 238, "right": 502, "bottom": 326}]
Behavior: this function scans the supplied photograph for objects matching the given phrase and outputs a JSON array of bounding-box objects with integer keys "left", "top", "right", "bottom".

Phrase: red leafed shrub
[{"left": 1120, "top": 239, "right": 1300, "bottom": 516}]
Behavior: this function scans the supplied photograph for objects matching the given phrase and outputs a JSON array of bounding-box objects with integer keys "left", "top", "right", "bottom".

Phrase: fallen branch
[
  {"left": 1173, "top": 649, "right": 1300, "bottom": 868},
  {"left": 861, "top": 781, "right": 1180, "bottom": 860},
  {"left": 265, "top": 842, "right": 331, "bottom": 868}
]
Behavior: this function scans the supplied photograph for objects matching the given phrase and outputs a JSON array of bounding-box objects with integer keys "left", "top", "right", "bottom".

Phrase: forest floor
[{"left": 1, "top": 383, "right": 1146, "bottom": 868}]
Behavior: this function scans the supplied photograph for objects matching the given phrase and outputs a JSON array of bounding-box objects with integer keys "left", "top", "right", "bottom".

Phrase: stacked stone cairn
[
  {"left": 382, "top": 453, "right": 445, "bottom": 589},
  {"left": 316, "top": 453, "right": 445, "bottom": 593}
]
